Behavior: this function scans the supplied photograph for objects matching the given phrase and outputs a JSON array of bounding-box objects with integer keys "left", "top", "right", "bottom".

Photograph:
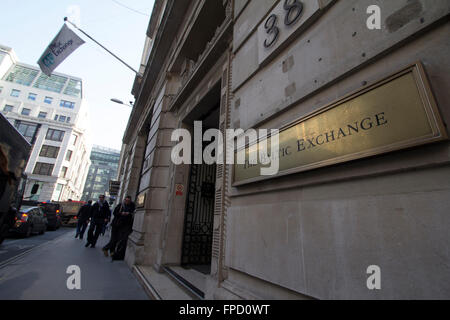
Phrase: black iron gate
[{"left": 181, "top": 163, "right": 216, "bottom": 266}]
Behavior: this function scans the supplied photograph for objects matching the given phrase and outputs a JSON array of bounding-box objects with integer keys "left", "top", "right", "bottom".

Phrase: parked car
[
  {"left": 10, "top": 205, "right": 47, "bottom": 237},
  {"left": 20, "top": 200, "right": 62, "bottom": 231},
  {"left": 39, "top": 202, "right": 62, "bottom": 230}
]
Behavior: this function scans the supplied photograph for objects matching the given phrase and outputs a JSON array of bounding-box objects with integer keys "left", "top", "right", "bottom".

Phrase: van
[{"left": 39, "top": 202, "right": 62, "bottom": 230}]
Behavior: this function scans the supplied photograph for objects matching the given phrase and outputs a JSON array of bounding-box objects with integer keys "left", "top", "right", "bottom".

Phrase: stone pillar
[
  {"left": 123, "top": 134, "right": 146, "bottom": 267},
  {"left": 142, "top": 99, "right": 178, "bottom": 269}
]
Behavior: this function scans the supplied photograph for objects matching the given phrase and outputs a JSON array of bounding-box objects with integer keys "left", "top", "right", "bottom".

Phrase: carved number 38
[{"left": 264, "top": 0, "right": 304, "bottom": 48}]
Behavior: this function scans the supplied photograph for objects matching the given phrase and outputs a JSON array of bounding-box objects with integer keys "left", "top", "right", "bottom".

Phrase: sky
[{"left": 0, "top": 0, "right": 155, "bottom": 150}]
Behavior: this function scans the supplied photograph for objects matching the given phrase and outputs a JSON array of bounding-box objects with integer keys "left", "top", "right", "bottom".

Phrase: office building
[{"left": 82, "top": 145, "right": 120, "bottom": 202}]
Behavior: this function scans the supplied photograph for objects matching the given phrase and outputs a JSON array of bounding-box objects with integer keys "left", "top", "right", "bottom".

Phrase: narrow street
[{"left": 0, "top": 227, "right": 148, "bottom": 300}]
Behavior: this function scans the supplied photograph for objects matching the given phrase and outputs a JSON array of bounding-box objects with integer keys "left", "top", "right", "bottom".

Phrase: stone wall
[{"left": 225, "top": 0, "right": 450, "bottom": 299}]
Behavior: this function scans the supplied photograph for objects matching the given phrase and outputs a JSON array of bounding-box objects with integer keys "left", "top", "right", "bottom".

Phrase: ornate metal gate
[{"left": 181, "top": 163, "right": 216, "bottom": 266}]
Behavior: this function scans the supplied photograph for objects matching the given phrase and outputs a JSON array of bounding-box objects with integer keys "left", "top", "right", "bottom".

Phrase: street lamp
[{"left": 110, "top": 98, "right": 133, "bottom": 107}]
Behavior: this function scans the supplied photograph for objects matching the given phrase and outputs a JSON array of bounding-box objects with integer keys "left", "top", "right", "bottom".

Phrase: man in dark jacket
[
  {"left": 102, "top": 196, "right": 135, "bottom": 260},
  {"left": 85, "top": 195, "right": 111, "bottom": 248},
  {"left": 75, "top": 200, "right": 92, "bottom": 239}
]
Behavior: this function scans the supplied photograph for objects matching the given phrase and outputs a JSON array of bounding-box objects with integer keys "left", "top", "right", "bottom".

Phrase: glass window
[
  {"left": 3, "top": 105, "right": 13, "bottom": 112},
  {"left": 60, "top": 100, "right": 75, "bottom": 109},
  {"left": 11, "top": 89, "right": 20, "bottom": 97},
  {"left": 21, "top": 108, "right": 31, "bottom": 116},
  {"left": 60, "top": 166, "right": 68, "bottom": 178},
  {"left": 33, "top": 73, "right": 67, "bottom": 93},
  {"left": 53, "top": 183, "right": 63, "bottom": 200},
  {"left": 33, "top": 162, "right": 54, "bottom": 176},
  {"left": 0, "top": 86, "right": 3, "bottom": 93},
  {"left": 71, "top": 134, "right": 78, "bottom": 146},
  {"left": 58, "top": 115, "right": 66, "bottom": 122},
  {"left": 63, "top": 79, "right": 82, "bottom": 98},
  {"left": 38, "top": 112, "right": 47, "bottom": 119},
  {"left": 39, "top": 145, "right": 60, "bottom": 158},
  {"left": 66, "top": 117, "right": 71, "bottom": 123},
  {"left": 29, "top": 182, "right": 43, "bottom": 201},
  {"left": 14, "top": 121, "right": 40, "bottom": 144},
  {"left": 44, "top": 96, "right": 53, "bottom": 104},
  {"left": 4, "top": 65, "right": 39, "bottom": 86},
  {"left": 28, "top": 93, "right": 37, "bottom": 101},
  {"left": 66, "top": 150, "right": 73, "bottom": 161},
  {"left": 46, "top": 128, "right": 65, "bottom": 142}
]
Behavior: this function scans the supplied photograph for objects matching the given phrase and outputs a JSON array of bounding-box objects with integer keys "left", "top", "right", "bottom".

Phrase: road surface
[{"left": 0, "top": 227, "right": 148, "bottom": 300}]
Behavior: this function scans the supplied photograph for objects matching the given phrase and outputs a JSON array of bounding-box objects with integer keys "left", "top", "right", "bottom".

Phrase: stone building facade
[{"left": 118, "top": 0, "right": 450, "bottom": 299}]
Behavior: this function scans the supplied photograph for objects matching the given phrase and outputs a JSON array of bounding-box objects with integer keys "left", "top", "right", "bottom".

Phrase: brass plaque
[
  {"left": 233, "top": 63, "right": 447, "bottom": 185},
  {"left": 136, "top": 191, "right": 146, "bottom": 208}
]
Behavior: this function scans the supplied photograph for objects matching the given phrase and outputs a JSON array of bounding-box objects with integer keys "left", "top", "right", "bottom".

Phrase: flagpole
[{"left": 63, "top": 17, "right": 140, "bottom": 75}]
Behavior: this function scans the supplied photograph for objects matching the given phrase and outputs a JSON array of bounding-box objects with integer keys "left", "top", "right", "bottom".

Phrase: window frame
[
  {"left": 60, "top": 100, "right": 75, "bottom": 109},
  {"left": 60, "top": 166, "right": 68, "bottom": 178},
  {"left": 28, "top": 93, "right": 37, "bottom": 101},
  {"left": 38, "top": 111, "right": 47, "bottom": 119},
  {"left": 33, "top": 162, "right": 54, "bottom": 176},
  {"left": 11, "top": 89, "right": 21, "bottom": 97},
  {"left": 44, "top": 96, "right": 53, "bottom": 104},
  {"left": 14, "top": 121, "right": 40, "bottom": 143},
  {"left": 65, "top": 150, "right": 73, "bottom": 162},
  {"left": 3, "top": 105, "right": 13, "bottom": 112},
  {"left": 46, "top": 128, "right": 65, "bottom": 142},
  {"left": 39, "top": 145, "right": 60, "bottom": 159},
  {"left": 71, "top": 134, "right": 78, "bottom": 146}
]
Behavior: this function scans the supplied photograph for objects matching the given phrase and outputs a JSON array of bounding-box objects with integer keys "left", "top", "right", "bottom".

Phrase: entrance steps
[
  {"left": 163, "top": 266, "right": 206, "bottom": 300},
  {"left": 133, "top": 265, "right": 206, "bottom": 300}
]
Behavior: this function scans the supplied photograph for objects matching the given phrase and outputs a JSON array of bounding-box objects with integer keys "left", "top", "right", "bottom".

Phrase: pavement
[{"left": 0, "top": 227, "right": 149, "bottom": 300}]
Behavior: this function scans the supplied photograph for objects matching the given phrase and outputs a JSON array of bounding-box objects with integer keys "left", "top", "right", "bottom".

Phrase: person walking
[
  {"left": 85, "top": 195, "right": 111, "bottom": 248},
  {"left": 102, "top": 196, "right": 135, "bottom": 260},
  {"left": 75, "top": 200, "right": 92, "bottom": 239}
]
